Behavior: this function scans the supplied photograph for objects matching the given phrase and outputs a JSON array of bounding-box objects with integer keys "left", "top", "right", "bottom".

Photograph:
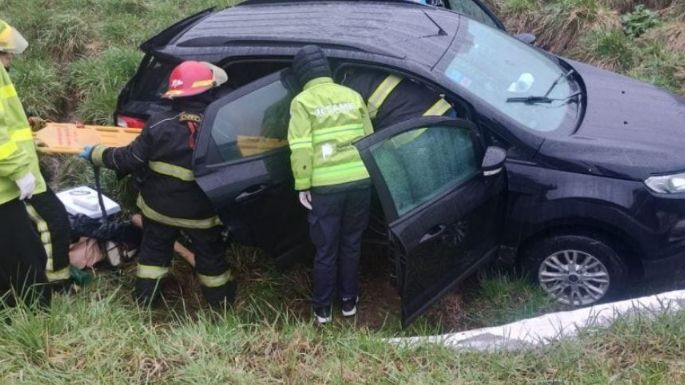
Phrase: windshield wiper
[
  {"left": 506, "top": 69, "right": 578, "bottom": 105},
  {"left": 506, "top": 91, "right": 582, "bottom": 104}
]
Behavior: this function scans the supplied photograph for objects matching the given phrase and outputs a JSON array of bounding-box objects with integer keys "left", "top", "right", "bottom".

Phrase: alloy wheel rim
[{"left": 538, "top": 249, "right": 610, "bottom": 306}]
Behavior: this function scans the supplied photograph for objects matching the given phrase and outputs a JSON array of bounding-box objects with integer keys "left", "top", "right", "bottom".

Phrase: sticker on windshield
[
  {"left": 507, "top": 73, "right": 535, "bottom": 93},
  {"left": 445, "top": 65, "right": 473, "bottom": 89}
]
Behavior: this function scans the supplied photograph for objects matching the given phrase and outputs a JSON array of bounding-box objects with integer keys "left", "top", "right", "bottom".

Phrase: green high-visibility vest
[
  {"left": 0, "top": 65, "right": 46, "bottom": 204},
  {"left": 287, "top": 77, "right": 374, "bottom": 191}
]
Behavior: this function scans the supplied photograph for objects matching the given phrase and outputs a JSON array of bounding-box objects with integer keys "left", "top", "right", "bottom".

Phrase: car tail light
[{"left": 116, "top": 114, "right": 146, "bottom": 129}]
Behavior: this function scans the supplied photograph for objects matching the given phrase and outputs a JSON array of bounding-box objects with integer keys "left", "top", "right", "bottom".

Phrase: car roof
[{"left": 157, "top": 1, "right": 462, "bottom": 69}]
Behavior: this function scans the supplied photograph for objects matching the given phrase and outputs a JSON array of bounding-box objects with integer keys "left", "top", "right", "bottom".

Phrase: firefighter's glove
[
  {"left": 15, "top": 172, "right": 36, "bottom": 200},
  {"left": 79, "top": 145, "right": 94, "bottom": 162},
  {"left": 27, "top": 116, "right": 47, "bottom": 132},
  {"left": 299, "top": 191, "right": 312, "bottom": 210}
]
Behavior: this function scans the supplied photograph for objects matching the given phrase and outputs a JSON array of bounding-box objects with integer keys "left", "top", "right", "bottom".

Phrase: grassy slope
[
  {"left": 2, "top": 0, "right": 239, "bottom": 123},
  {"left": 1, "top": 0, "right": 685, "bottom": 383},
  {"left": 1, "top": 256, "right": 684, "bottom": 384}
]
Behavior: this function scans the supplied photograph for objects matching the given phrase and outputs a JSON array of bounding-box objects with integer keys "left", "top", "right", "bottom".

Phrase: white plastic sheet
[{"left": 389, "top": 289, "right": 685, "bottom": 351}]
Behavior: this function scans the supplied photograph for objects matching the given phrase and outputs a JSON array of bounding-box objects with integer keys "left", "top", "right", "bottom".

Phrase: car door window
[
  {"left": 207, "top": 75, "right": 294, "bottom": 164},
  {"left": 446, "top": 0, "right": 500, "bottom": 29},
  {"left": 369, "top": 125, "right": 478, "bottom": 216}
]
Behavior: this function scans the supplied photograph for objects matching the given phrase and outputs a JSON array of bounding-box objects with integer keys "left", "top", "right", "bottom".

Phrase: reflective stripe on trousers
[
  {"left": 197, "top": 270, "right": 233, "bottom": 288},
  {"left": 25, "top": 203, "right": 70, "bottom": 282},
  {"left": 137, "top": 264, "right": 170, "bottom": 280}
]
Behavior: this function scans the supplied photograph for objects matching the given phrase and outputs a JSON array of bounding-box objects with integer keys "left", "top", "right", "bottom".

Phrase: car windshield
[{"left": 444, "top": 19, "right": 578, "bottom": 132}]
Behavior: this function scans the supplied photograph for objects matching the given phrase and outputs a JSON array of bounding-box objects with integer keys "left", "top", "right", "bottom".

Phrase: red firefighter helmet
[{"left": 162, "top": 61, "right": 228, "bottom": 99}]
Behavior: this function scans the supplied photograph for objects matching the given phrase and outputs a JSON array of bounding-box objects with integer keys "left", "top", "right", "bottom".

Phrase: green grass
[
  {"left": 0, "top": 252, "right": 684, "bottom": 384},
  {"left": 493, "top": 0, "right": 685, "bottom": 93},
  {"left": 2, "top": 0, "right": 240, "bottom": 122}
]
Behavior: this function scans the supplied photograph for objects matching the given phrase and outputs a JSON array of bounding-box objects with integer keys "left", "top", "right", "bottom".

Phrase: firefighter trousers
[
  {"left": 26, "top": 188, "right": 71, "bottom": 285},
  {"left": 309, "top": 187, "right": 371, "bottom": 308},
  {"left": 0, "top": 198, "right": 51, "bottom": 308},
  {"left": 135, "top": 217, "right": 235, "bottom": 307}
]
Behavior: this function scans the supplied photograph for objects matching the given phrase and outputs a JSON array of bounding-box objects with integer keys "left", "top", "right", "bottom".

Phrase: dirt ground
[{"left": 117, "top": 241, "right": 471, "bottom": 332}]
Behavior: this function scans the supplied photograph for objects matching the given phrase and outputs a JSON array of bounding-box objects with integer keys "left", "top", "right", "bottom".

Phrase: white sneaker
[
  {"left": 314, "top": 306, "right": 332, "bottom": 324},
  {"left": 341, "top": 296, "right": 358, "bottom": 317}
]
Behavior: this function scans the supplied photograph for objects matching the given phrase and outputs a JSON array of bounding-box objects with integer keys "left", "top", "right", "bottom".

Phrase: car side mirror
[
  {"left": 514, "top": 33, "right": 536, "bottom": 45},
  {"left": 482, "top": 146, "right": 507, "bottom": 177}
]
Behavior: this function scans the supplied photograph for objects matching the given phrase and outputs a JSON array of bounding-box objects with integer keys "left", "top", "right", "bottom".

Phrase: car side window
[
  {"left": 207, "top": 78, "right": 293, "bottom": 164},
  {"left": 370, "top": 125, "right": 478, "bottom": 216},
  {"left": 447, "top": 0, "right": 499, "bottom": 29}
]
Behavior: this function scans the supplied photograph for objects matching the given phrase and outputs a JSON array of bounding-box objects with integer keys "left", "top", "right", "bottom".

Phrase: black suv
[{"left": 116, "top": 1, "right": 685, "bottom": 326}]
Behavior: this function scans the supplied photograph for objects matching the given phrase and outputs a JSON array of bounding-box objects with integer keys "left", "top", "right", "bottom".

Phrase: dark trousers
[
  {"left": 0, "top": 198, "right": 51, "bottom": 307},
  {"left": 309, "top": 188, "right": 371, "bottom": 308},
  {"left": 26, "top": 189, "right": 71, "bottom": 284},
  {"left": 136, "top": 217, "right": 236, "bottom": 307}
]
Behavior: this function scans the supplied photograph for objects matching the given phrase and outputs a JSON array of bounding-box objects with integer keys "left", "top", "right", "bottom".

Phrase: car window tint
[
  {"left": 131, "top": 59, "right": 175, "bottom": 102},
  {"left": 370, "top": 125, "right": 477, "bottom": 216},
  {"left": 208, "top": 79, "right": 292, "bottom": 163},
  {"left": 447, "top": 0, "right": 499, "bottom": 29}
]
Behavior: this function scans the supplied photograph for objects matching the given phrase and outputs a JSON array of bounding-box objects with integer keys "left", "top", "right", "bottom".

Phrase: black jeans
[
  {"left": 26, "top": 188, "right": 71, "bottom": 283},
  {"left": 0, "top": 198, "right": 51, "bottom": 308},
  {"left": 309, "top": 187, "right": 371, "bottom": 308},
  {"left": 136, "top": 217, "right": 236, "bottom": 307}
]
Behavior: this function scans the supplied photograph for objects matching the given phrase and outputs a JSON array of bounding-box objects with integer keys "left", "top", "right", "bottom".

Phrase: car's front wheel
[{"left": 523, "top": 235, "right": 628, "bottom": 306}]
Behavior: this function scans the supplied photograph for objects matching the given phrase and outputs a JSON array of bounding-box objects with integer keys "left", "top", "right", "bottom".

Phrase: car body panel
[
  {"left": 354, "top": 116, "right": 506, "bottom": 325},
  {"left": 537, "top": 60, "right": 685, "bottom": 180},
  {"left": 503, "top": 161, "right": 685, "bottom": 275}
]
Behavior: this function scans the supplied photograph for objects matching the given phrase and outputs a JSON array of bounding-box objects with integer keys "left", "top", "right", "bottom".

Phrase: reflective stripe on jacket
[
  {"left": 92, "top": 109, "right": 221, "bottom": 229},
  {"left": 341, "top": 69, "right": 455, "bottom": 129},
  {"left": 0, "top": 66, "right": 46, "bottom": 204},
  {"left": 288, "top": 77, "right": 374, "bottom": 191}
]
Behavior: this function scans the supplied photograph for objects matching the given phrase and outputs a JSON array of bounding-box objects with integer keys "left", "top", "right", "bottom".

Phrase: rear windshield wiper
[{"left": 506, "top": 69, "right": 579, "bottom": 105}]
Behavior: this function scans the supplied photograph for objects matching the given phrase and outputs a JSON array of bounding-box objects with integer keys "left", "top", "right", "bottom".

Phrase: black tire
[{"left": 523, "top": 234, "right": 628, "bottom": 306}]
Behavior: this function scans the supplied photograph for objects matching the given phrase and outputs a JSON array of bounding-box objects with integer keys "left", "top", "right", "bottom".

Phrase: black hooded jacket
[{"left": 340, "top": 67, "right": 454, "bottom": 129}]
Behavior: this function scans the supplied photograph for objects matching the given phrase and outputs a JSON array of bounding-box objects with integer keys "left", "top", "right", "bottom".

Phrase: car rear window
[{"left": 130, "top": 58, "right": 176, "bottom": 102}]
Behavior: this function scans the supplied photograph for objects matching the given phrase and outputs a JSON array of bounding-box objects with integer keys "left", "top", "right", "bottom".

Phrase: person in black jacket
[
  {"left": 81, "top": 61, "right": 236, "bottom": 308},
  {"left": 339, "top": 67, "right": 455, "bottom": 129}
]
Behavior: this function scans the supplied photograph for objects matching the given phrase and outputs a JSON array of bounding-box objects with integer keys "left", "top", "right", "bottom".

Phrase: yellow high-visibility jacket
[
  {"left": 0, "top": 65, "right": 46, "bottom": 204},
  {"left": 288, "top": 77, "right": 373, "bottom": 191}
]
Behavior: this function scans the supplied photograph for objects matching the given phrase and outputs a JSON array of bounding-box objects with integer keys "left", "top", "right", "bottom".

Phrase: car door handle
[
  {"left": 235, "top": 184, "right": 267, "bottom": 203},
  {"left": 420, "top": 224, "right": 447, "bottom": 244}
]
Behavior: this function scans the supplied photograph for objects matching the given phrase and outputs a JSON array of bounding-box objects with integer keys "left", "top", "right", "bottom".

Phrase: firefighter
[
  {"left": 288, "top": 45, "right": 374, "bottom": 324},
  {"left": 340, "top": 67, "right": 455, "bottom": 129},
  {"left": 0, "top": 20, "right": 48, "bottom": 306},
  {"left": 80, "top": 61, "right": 236, "bottom": 308}
]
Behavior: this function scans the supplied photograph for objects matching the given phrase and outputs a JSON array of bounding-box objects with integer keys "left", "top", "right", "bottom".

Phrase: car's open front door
[
  {"left": 193, "top": 70, "right": 310, "bottom": 265},
  {"left": 354, "top": 116, "right": 507, "bottom": 327}
]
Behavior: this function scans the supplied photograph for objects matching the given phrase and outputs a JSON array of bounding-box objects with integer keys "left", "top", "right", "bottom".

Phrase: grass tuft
[
  {"left": 11, "top": 59, "right": 66, "bottom": 119},
  {"left": 69, "top": 47, "right": 142, "bottom": 124},
  {"left": 576, "top": 28, "right": 635, "bottom": 71}
]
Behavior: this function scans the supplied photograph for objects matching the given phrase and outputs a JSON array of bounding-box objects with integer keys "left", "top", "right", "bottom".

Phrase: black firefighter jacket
[{"left": 91, "top": 106, "right": 220, "bottom": 229}]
